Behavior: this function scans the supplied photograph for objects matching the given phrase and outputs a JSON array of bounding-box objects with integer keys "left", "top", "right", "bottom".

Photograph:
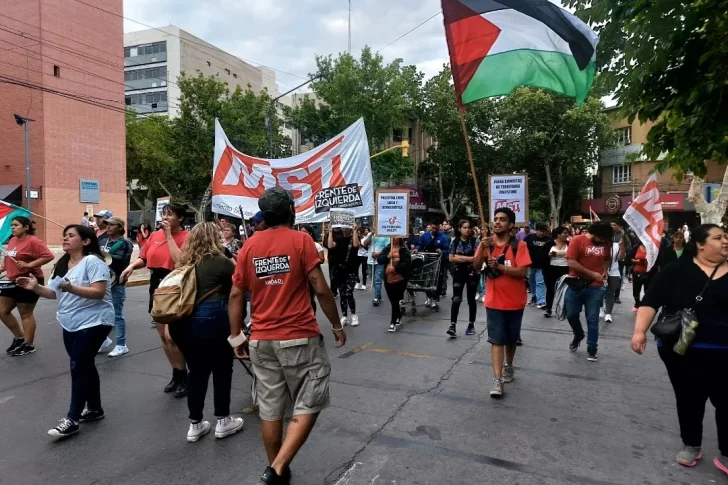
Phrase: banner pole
[
  {"left": 2, "top": 201, "right": 65, "bottom": 229},
  {"left": 458, "top": 109, "right": 486, "bottom": 230},
  {"left": 238, "top": 206, "right": 248, "bottom": 242}
]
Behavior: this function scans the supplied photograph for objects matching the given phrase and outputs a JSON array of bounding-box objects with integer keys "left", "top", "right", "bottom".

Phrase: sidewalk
[{"left": 42, "top": 245, "right": 150, "bottom": 287}]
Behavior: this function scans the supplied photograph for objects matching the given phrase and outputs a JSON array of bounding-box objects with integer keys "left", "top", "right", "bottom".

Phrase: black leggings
[
  {"left": 544, "top": 265, "right": 569, "bottom": 312},
  {"left": 337, "top": 272, "right": 357, "bottom": 316},
  {"left": 659, "top": 346, "right": 728, "bottom": 455},
  {"left": 633, "top": 273, "right": 653, "bottom": 307},
  {"left": 356, "top": 256, "right": 368, "bottom": 285},
  {"left": 451, "top": 273, "right": 478, "bottom": 324},
  {"left": 384, "top": 280, "right": 407, "bottom": 324}
]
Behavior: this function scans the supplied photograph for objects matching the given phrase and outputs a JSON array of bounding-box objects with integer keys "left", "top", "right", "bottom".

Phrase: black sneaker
[
  {"left": 79, "top": 408, "right": 105, "bottom": 422},
  {"left": 260, "top": 466, "right": 290, "bottom": 485},
  {"left": 11, "top": 343, "right": 35, "bottom": 356},
  {"left": 372, "top": 298, "right": 380, "bottom": 307},
  {"left": 446, "top": 324, "right": 457, "bottom": 338},
  {"left": 587, "top": 348, "right": 598, "bottom": 362},
  {"left": 6, "top": 337, "right": 24, "bottom": 354},
  {"left": 569, "top": 334, "right": 584, "bottom": 352},
  {"left": 543, "top": 310, "right": 552, "bottom": 318},
  {"left": 48, "top": 418, "right": 79, "bottom": 438}
]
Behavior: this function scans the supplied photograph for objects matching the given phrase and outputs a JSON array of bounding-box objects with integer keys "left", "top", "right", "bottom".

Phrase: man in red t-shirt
[
  {"left": 564, "top": 221, "right": 614, "bottom": 363},
  {"left": 473, "top": 208, "right": 531, "bottom": 399},
  {"left": 228, "top": 188, "right": 345, "bottom": 485}
]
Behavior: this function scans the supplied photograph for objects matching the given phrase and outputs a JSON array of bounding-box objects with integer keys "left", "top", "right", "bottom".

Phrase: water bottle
[{"left": 673, "top": 318, "right": 699, "bottom": 356}]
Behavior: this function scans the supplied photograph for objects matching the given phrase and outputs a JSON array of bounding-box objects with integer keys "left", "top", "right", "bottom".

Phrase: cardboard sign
[
  {"left": 155, "top": 197, "right": 171, "bottom": 223},
  {"left": 330, "top": 208, "right": 356, "bottom": 229},
  {"left": 375, "top": 189, "right": 409, "bottom": 237},
  {"left": 314, "top": 183, "right": 363, "bottom": 213},
  {"left": 489, "top": 175, "right": 528, "bottom": 224}
]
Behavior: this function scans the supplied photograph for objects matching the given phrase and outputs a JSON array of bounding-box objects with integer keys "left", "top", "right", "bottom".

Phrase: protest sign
[
  {"left": 488, "top": 175, "right": 528, "bottom": 224},
  {"left": 375, "top": 189, "right": 409, "bottom": 237},
  {"left": 155, "top": 197, "right": 170, "bottom": 223},
  {"left": 330, "top": 208, "right": 356, "bottom": 229}
]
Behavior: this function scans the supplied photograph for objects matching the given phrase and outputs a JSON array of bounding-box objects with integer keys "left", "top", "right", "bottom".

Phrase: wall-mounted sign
[
  {"left": 604, "top": 195, "right": 622, "bottom": 214},
  {"left": 79, "top": 179, "right": 100, "bottom": 203}
]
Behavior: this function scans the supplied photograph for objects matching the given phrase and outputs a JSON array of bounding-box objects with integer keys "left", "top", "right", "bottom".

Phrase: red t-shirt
[
  {"left": 2, "top": 235, "right": 54, "bottom": 280},
  {"left": 140, "top": 230, "right": 189, "bottom": 270},
  {"left": 484, "top": 240, "right": 532, "bottom": 311},
  {"left": 566, "top": 234, "right": 610, "bottom": 287},
  {"left": 633, "top": 246, "right": 648, "bottom": 274},
  {"left": 233, "top": 226, "right": 321, "bottom": 341}
]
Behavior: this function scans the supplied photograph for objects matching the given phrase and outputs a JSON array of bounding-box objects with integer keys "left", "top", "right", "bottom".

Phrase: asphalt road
[{"left": 0, "top": 277, "right": 724, "bottom": 485}]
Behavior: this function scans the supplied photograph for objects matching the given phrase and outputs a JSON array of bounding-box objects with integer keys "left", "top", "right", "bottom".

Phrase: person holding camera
[{"left": 473, "top": 208, "right": 531, "bottom": 399}]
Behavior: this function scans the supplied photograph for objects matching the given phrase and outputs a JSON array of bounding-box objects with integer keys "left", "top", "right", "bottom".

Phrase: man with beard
[{"left": 473, "top": 208, "right": 531, "bottom": 398}]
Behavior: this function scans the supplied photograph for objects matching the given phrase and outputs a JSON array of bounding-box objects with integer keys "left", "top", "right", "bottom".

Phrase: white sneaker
[
  {"left": 361, "top": 285, "right": 367, "bottom": 291},
  {"left": 605, "top": 314, "right": 613, "bottom": 323},
  {"left": 98, "top": 337, "right": 113, "bottom": 354},
  {"left": 340, "top": 316, "right": 349, "bottom": 326},
  {"left": 187, "top": 421, "right": 211, "bottom": 442},
  {"left": 215, "top": 416, "right": 244, "bottom": 439},
  {"left": 108, "top": 345, "right": 129, "bottom": 357},
  {"left": 350, "top": 314, "right": 360, "bottom": 327},
  {"left": 599, "top": 309, "right": 605, "bottom": 319},
  {"left": 354, "top": 283, "right": 362, "bottom": 290}
]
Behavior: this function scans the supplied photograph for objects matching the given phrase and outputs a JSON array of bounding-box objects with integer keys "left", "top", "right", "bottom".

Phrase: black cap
[{"left": 258, "top": 187, "right": 294, "bottom": 217}]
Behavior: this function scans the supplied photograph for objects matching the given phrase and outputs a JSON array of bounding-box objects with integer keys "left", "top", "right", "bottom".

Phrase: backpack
[
  {"left": 488, "top": 237, "right": 520, "bottom": 259},
  {"left": 151, "top": 266, "right": 221, "bottom": 324}
]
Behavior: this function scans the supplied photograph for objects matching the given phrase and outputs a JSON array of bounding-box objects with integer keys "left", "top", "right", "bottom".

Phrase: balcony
[
  {"left": 125, "top": 79, "right": 167, "bottom": 91},
  {"left": 124, "top": 52, "right": 167, "bottom": 67}
]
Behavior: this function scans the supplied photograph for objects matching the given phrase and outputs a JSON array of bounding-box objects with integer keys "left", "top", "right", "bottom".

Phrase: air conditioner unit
[
  {"left": 152, "top": 82, "right": 157, "bottom": 87},
  {"left": 161, "top": 81, "right": 166, "bottom": 86},
  {"left": 151, "top": 57, "right": 157, "bottom": 62}
]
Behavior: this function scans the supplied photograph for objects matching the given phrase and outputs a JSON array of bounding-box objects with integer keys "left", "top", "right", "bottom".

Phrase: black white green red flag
[{"left": 442, "top": 0, "right": 599, "bottom": 106}]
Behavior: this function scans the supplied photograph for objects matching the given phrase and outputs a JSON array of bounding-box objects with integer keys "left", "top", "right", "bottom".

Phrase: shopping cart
[{"left": 400, "top": 252, "right": 443, "bottom": 315}]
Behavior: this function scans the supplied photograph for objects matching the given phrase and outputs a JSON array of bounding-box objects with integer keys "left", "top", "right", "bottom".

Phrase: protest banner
[
  {"left": 212, "top": 118, "right": 374, "bottom": 223},
  {"left": 374, "top": 189, "right": 409, "bottom": 237},
  {"left": 488, "top": 174, "right": 528, "bottom": 224},
  {"left": 155, "top": 197, "right": 170, "bottom": 223},
  {"left": 330, "top": 208, "right": 356, "bottom": 229}
]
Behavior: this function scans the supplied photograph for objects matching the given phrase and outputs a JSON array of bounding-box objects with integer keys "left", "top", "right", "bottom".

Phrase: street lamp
[{"left": 14, "top": 114, "right": 34, "bottom": 209}]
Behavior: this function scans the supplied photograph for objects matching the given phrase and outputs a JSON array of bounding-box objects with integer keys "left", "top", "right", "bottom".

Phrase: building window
[
  {"left": 225, "top": 68, "right": 231, "bottom": 75},
  {"left": 612, "top": 164, "right": 632, "bottom": 184},
  {"left": 233, "top": 73, "right": 237, "bottom": 79},
  {"left": 125, "top": 41, "right": 166, "bottom": 57},
  {"left": 616, "top": 126, "right": 632, "bottom": 146},
  {"left": 125, "top": 96, "right": 131, "bottom": 106},
  {"left": 124, "top": 47, "right": 131, "bottom": 58},
  {"left": 53, "top": 65, "right": 60, "bottom": 77},
  {"left": 124, "top": 66, "right": 167, "bottom": 83}
]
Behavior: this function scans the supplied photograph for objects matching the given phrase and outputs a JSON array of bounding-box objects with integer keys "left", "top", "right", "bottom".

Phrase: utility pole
[
  {"left": 14, "top": 114, "right": 34, "bottom": 209},
  {"left": 266, "top": 75, "right": 324, "bottom": 158},
  {"left": 348, "top": 0, "right": 352, "bottom": 54}
]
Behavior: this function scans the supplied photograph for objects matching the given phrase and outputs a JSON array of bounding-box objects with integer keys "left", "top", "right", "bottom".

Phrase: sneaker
[
  {"left": 446, "top": 324, "right": 457, "bottom": 338},
  {"left": 215, "top": 415, "right": 244, "bottom": 439},
  {"left": 187, "top": 421, "right": 211, "bottom": 442},
  {"left": 615, "top": 298, "right": 622, "bottom": 304},
  {"left": 515, "top": 338, "right": 523, "bottom": 346},
  {"left": 354, "top": 283, "right": 362, "bottom": 290},
  {"left": 340, "top": 316, "right": 349, "bottom": 326},
  {"left": 536, "top": 303, "right": 546, "bottom": 309},
  {"left": 11, "top": 343, "right": 36, "bottom": 356},
  {"left": 465, "top": 324, "right": 475, "bottom": 336},
  {"left": 714, "top": 455, "right": 728, "bottom": 476},
  {"left": 362, "top": 285, "right": 367, "bottom": 291},
  {"left": 475, "top": 293, "right": 481, "bottom": 301},
  {"left": 489, "top": 378, "right": 504, "bottom": 398},
  {"left": 6, "top": 337, "right": 24, "bottom": 354},
  {"left": 350, "top": 314, "right": 359, "bottom": 327},
  {"left": 395, "top": 318, "right": 402, "bottom": 329},
  {"left": 48, "top": 418, "right": 79, "bottom": 438},
  {"left": 587, "top": 348, "right": 598, "bottom": 362},
  {"left": 388, "top": 323, "right": 397, "bottom": 333},
  {"left": 569, "top": 334, "right": 584, "bottom": 352},
  {"left": 98, "top": 337, "right": 113, "bottom": 354},
  {"left": 79, "top": 408, "right": 105, "bottom": 422},
  {"left": 632, "top": 306, "right": 638, "bottom": 313},
  {"left": 599, "top": 309, "right": 605, "bottom": 319},
  {"left": 604, "top": 314, "right": 613, "bottom": 323},
  {"left": 543, "top": 310, "right": 552, "bottom": 318},
  {"left": 502, "top": 364, "right": 515, "bottom": 383},
  {"left": 108, "top": 345, "right": 129, "bottom": 357},
  {"left": 260, "top": 466, "right": 290, "bottom": 485},
  {"left": 425, "top": 298, "right": 432, "bottom": 308},
  {"left": 372, "top": 298, "right": 380, "bottom": 307},
  {"left": 676, "top": 445, "right": 702, "bottom": 467}
]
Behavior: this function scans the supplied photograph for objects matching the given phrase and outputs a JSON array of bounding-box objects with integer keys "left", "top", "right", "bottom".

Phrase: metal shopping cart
[{"left": 400, "top": 252, "right": 443, "bottom": 316}]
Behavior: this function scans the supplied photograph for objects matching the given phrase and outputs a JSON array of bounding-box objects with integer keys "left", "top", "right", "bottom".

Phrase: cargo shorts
[{"left": 249, "top": 335, "right": 331, "bottom": 421}]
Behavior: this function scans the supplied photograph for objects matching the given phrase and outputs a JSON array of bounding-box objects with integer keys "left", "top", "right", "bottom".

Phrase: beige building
[{"left": 124, "top": 26, "right": 280, "bottom": 117}]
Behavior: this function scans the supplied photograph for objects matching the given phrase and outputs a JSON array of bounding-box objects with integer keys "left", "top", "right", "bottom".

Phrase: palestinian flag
[
  {"left": 0, "top": 201, "right": 30, "bottom": 244},
  {"left": 442, "top": 0, "right": 599, "bottom": 106}
]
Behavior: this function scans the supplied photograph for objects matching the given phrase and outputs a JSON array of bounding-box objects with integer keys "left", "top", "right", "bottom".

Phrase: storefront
[{"left": 580, "top": 193, "right": 697, "bottom": 230}]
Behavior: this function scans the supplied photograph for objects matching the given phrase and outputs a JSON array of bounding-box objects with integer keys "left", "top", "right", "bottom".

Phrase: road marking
[
  {"left": 333, "top": 462, "right": 363, "bottom": 485},
  {"left": 366, "top": 348, "right": 452, "bottom": 360},
  {"left": 0, "top": 395, "right": 15, "bottom": 404},
  {"left": 338, "top": 342, "right": 374, "bottom": 359}
]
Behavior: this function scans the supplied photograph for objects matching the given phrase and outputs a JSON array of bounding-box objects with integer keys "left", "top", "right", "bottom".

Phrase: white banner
[
  {"left": 375, "top": 190, "right": 409, "bottom": 237},
  {"left": 489, "top": 174, "right": 528, "bottom": 224},
  {"left": 624, "top": 173, "right": 664, "bottom": 271},
  {"left": 212, "top": 118, "right": 374, "bottom": 223}
]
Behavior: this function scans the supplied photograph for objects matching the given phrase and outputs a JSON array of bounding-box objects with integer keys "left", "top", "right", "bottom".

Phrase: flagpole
[
  {"left": 1, "top": 201, "right": 65, "bottom": 229},
  {"left": 458, "top": 109, "right": 486, "bottom": 230}
]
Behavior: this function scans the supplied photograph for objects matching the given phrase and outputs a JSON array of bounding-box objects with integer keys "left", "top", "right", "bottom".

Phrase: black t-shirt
[
  {"left": 194, "top": 254, "right": 234, "bottom": 301},
  {"left": 642, "top": 259, "right": 728, "bottom": 347},
  {"left": 524, "top": 234, "right": 552, "bottom": 269},
  {"left": 326, "top": 235, "right": 358, "bottom": 272}
]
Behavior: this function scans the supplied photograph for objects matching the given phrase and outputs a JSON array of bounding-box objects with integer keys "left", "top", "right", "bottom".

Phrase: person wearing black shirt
[
  {"left": 631, "top": 224, "right": 728, "bottom": 473},
  {"left": 524, "top": 222, "right": 552, "bottom": 309},
  {"left": 446, "top": 220, "right": 480, "bottom": 338},
  {"left": 326, "top": 225, "right": 360, "bottom": 327}
]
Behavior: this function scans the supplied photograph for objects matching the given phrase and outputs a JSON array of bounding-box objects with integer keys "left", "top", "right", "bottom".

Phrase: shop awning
[{"left": 0, "top": 185, "right": 22, "bottom": 206}]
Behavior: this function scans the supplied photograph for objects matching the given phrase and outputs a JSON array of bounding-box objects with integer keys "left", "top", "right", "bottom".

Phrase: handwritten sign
[
  {"left": 489, "top": 175, "right": 528, "bottom": 224},
  {"left": 375, "top": 189, "right": 409, "bottom": 237}
]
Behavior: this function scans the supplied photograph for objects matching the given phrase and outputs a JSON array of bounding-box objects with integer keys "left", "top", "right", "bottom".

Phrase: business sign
[
  {"left": 79, "top": 179, "right": 100, "bottom": 203},
  {"left": 375, "top": 189, "right": 409, "bottom": 237},
  {"left": 155, "top": 196, "right": 170, "bottom": 223},
  {"left": 394, "top": 185, "right": 427, "bottom": 211},
  {"left": 211, "top": 118, "right": 374, "bottom": 223},
  {"left": 330, "top": 208, "right": 356, "bottom": 229},
  {"left": 489, "top": 174, "right": 528, "bottom": 224}
]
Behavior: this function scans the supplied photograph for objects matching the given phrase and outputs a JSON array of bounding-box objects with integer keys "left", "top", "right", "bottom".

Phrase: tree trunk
[
  {"left": 198, "top": 182, "right": 213, "bottom": 223},
  {"left": 555, "top": 162, "right": 564, "bottom": 224},
  {"left": 544, "top": 161, "right": 558, "bottom": 223},
  {"left": 688, "top": 167, "right": 728, "bottom": 224}
]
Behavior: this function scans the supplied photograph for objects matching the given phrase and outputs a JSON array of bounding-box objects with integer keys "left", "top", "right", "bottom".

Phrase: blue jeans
[
  {"left": 111, "top": 284, "right": 126, "bottom": 346},
  {"left": 63, "top": 325, "right": 112, "bottom": 422},
  {"left": 373, "top": 264, "right": 385, "bottom": 300},
  {"left": 565, "top": 286, "right": 604, "bottom": 350},
  {"left": 528, "top": 268, "right": 546, "bottom": 305}
]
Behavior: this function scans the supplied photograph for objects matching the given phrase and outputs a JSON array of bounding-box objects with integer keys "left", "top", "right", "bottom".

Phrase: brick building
[{"left": 0, "top": 0, "right": 126, "bottom": 244}]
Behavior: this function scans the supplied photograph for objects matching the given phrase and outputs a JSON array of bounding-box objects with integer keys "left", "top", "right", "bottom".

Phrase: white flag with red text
[
  {"left": 623, "top": 173, "right": 664, "bottom": 271},
  {"left": 212, "top": 118, "right": 374, "bottom": 223},
  {"left": 589, "top": 206, "right": 600, "bottom": 221}
]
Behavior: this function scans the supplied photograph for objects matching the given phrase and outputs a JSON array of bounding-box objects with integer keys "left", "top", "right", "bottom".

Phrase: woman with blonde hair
[{"left": 167, "top": 222, "right": 243, "bottom": 443}]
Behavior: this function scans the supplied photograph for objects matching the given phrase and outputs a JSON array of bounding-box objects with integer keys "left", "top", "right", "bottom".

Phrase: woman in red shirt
[
  {"left": 120, "top": 204, "right": 190, "bottom": 397},
  {"left": 0, "top": 216, "right": 54, "bottom": 356},
  {"left": 630, "top": 243, "right": 651, "bottom": 312}
]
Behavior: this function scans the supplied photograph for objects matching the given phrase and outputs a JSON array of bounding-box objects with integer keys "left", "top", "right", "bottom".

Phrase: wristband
[
  {"left": 332, "top": 325, "right": 344, "bottom": 332},
  {"left": 228, "top": 332, "right": 247, "bottom": 348}
]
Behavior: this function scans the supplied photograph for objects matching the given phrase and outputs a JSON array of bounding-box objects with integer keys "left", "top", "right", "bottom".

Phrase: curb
[{"left": 127, "top": 278, "right": 150, "bottom": 288}]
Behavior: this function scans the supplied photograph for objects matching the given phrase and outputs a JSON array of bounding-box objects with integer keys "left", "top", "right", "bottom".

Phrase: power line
[{"left": 376, "top": 11, "right": 442, "bottom": 54}]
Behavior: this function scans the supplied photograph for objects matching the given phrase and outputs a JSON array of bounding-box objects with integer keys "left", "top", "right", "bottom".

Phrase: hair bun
[{"left": 182, "top": 204, "right": 189, "bottom": 210}]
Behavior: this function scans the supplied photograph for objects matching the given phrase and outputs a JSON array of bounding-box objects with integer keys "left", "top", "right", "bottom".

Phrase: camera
[{"left": 484, "top": 254, "right": 507, "bottom": 279}]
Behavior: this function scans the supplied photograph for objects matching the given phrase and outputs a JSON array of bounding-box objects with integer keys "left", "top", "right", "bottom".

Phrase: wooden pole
[{"left": 458, "top": 109, "right": 486, "bottom": 230}]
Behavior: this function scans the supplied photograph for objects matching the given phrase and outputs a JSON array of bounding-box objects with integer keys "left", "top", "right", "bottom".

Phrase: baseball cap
[
  {"left": 251, "top": 211, "right": 264, "bottom": 225},
  {"left": 107, "top": 216, "right": 125, "bottom": 229},
  {"left": 258, "top": 187, "right": 294, "bottom": 217},
  {"left": 94, "top": 209, "right": 113, "bottom": 218}
]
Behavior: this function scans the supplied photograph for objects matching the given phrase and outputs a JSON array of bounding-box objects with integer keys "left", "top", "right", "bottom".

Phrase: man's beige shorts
[{"left": 249, "top": 335, "right": 331, "bottom": 421}]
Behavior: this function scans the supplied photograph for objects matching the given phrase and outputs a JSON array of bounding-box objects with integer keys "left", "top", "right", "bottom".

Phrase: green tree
[{"left": 286, "top": 48, "right": 423, "bottom": 184}]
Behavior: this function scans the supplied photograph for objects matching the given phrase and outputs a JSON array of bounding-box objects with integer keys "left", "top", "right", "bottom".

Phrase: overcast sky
[{"left": 123, "top": 0, "right": 451, "bottom": 92}]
